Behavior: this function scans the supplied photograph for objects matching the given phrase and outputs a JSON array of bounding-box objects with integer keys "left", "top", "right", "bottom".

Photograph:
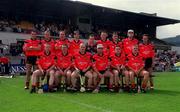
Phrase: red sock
[
  {"left": 109, "top": 84, "right": 113, "bottom": 89},
  {"left": 36, "top": 82, "right": 40, "bottom": 87},
  {"left": 131, "top": 83, "right": 136, "bottom": 89},
  {"left": 31, "top": 84, "right": 36, "bottom": 88},
  {"left": 142, "top": 82, "right": 147, "bottom": 89}
]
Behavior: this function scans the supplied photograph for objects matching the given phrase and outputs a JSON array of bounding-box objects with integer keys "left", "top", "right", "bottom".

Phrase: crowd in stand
[{"left": 154, "top": 50, "right": 180, "bottom": 72}]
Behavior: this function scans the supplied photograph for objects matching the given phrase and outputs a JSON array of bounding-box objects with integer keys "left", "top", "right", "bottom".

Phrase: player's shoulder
[
  {"left": 96, "top": 40, "right": 102, "bottom": 44},
  {"left": 86, "top": 52, "right": 92, "bottom": 56},
  {"left": 24, "top": 39, "right": 31, "bottom": 43},
  {"left": 92, "top": 53, "right": 98, "bottom": 58},
  {"left": 139, "top": 42, "right": 144, "bottom": 46},
  {"left": 109, "top": 53, "right": 115, "bottom": 58}
]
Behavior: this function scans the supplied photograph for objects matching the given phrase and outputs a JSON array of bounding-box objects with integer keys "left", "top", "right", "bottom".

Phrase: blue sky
[{"left": 77, "top": 0, "right": 180, "bottom": 39}]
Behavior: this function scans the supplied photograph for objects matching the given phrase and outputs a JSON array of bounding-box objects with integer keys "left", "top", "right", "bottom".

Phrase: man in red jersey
[
  {"left": 71, "top": 43, "right": 92, "bottom": 92},
  {"left": 41, "top": 31, "right": 55, "bottom": 53},
  {"left": 92, "top": 44, "right": 113, "bottom": 93},
  {"left": 0, "top": 56, "right": 9, "bottom": 74},
  {"left": 126, "top": 45, "right": 149, "bottom": 93},
  {"left": 122, "top": 29, "right": 138, "bottom": 55},
  {"left": 30, "top": 44, "right": 55, "bottom": 93},
  {"left": 23, "top": 31, "right": 41, "bottom": 89},
  {"left": 139, "top": 34, "right": 155, "bottom": 89},
  {"left": 86, "top": 34, "right": 97, "bottom": 55},
  {"left": 110, "top": 46, "right": 128, "bottom": 92},
  {"left": 55, "top": 44, "right": 73, "bottom": 90},
  {"left": 109, "top": 32, "right": 122, "bottom": 55},
  {"left": 55, "top": 30, "right": 70, "bottom": 54},
  {"left": 96, "top": 31, "right": 110, "bottom": 54},
  {"left": 69, "top": 30, "right": 83, "bottom": 55}
]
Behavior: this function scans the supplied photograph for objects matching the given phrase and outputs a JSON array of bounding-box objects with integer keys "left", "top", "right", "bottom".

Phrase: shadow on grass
[{"left": 149, "top": 89, "right": 180, "bottom": 96}]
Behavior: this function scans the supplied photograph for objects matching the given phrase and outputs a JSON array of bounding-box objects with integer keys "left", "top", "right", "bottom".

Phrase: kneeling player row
[{"left": 30, "top": 43, "right": 151, "bottom": 93}]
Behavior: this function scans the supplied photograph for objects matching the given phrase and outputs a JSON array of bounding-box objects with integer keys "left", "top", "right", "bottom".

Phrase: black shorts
[
  {"left": 26, "top": 56, "right": 37, "bottom": 65},
  {"left": 144, "top": 58, "right": 153, "bottom": 69},
  {"left": 79, "top": 70, "right": 86, "bottom": 76},
  {"left": 99, "top": 70, "right": 107, "bottom": 74}
]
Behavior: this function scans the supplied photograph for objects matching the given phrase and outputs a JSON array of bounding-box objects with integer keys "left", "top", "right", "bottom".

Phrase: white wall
[
  {"left": 0, "top": 32, "right": 30, "bottom": 45},
  {"left": 171, "top": 46, "right": 180, "bottom": 54}
]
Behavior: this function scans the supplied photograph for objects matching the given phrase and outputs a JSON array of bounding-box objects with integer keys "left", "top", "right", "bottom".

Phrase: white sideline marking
[
  {"left": 49, "top": 94, "right": 113, "bottom": 112},
  {"left": 1, "top": 80, "right": 113, "bottom": 112}
]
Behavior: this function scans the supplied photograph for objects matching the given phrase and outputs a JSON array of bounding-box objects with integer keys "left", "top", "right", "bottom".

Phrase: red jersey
[
  {"left": 96, "top": 40, "right": 110, "bottom": 54},
  {"left": 0, "top": 57, "right": 9, "bottom": 64},
  {"left": 23, "top": 39, "right": 41, "bottom": 56},
  {"left": 109, "top": 41, "right": 123, "bottom": 55},
  {"left": 70, "top": 39, "right": 83, "bottom": 55},
  {"left": 139, "top": 43, "right": 155, "bottom": 59},
  {"left": 56, "top": 53, "right": 73, "bottom": 69},
  {"left": 122, "top": 38, "right": 138, "bottom": 55},
  {"left": 93, "top": 53, "right": 109, "bottom": 71},
  {"left": 41, "top": 39, "right": 55, "bottom": 53},
  {"left": 126, "top": 53, "right": 144, "bottom": 73},
  {"left": 73, "top": 52, "right": 92, "bottom": 70},
  {"left": 110, "top": 53, "right": 126, "bottom": 67},
  {"left": 37, "top": 52, "right": 55, "bottom": 70},
  {"left": 55, "top": 38, "right": 70, "bottom": 54}
]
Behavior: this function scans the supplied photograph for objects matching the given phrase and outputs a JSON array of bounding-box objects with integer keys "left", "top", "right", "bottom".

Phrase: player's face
[
  {"left": 31, "top": 32, "right": 37, "bottom": 39},
  {"left": 80, "top": 44, "right": 86, "bottom": 53},
  {"left": 100, "top": 32, "right": 107, "bottom": 41},
  {"left": 44, "top": 32, "right": 50, "bottom": 40},
  {"left": 115, "top": 47, "right": 121, "bottom": 54},
  {"left": 44, "top": 45, "right": 51, "bottom": 52},
  {"left": 97, "top": 47, "right": 103, "bottom": 54},
  {"left": 113, "top": 35, "right": 118, "bottom": 41},
  {"left": 128, "top": 32, "right": 134, "bottom": 38},
  {"left": 60, "top": 31, "right": 65, "bottom": 39},
  {"left": 74, "top": 32, "right": 80, "bottom": 39},
  {"left": 89, "top": 36, "right": 95, "bottom": 43},
  {"left": 143, "top": 36, "right": 149, "bottom": 43},
  {"left": 62, "top": 46, "right": 68, "bottom": 53},
  {"left": 132, "top": 46, "right": 139, "bottom": 54}
]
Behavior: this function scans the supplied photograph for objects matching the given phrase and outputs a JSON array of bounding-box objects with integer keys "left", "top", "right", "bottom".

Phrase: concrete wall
[
  {"left": 171, "top": 46, "right": 180, "bottom": 54},
  {"left": 0, "top": 32, "right": 30, "bottom": 45}
]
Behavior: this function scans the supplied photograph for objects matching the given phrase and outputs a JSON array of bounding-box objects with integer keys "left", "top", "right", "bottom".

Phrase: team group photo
[
  {"left": 0, "top": 0, "right": 180, "bottom": 112},
  {"left": 24, "top": 30, "right": 155, "bottom": 94}
]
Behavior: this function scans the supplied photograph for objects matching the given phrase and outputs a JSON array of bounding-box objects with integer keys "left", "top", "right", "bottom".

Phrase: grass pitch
[{"left": 0, "top": 72, "right": 180, "bottom": 112}]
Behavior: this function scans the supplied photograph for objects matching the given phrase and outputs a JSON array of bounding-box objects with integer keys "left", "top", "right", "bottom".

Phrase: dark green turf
[{"left": 0, "top": 72, "right": 180, "bottom": 112}]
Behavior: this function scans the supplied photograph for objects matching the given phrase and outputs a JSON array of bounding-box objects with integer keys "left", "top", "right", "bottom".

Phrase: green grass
[{"left": 0, "top": 72, "right": 180, "bottom": 112}]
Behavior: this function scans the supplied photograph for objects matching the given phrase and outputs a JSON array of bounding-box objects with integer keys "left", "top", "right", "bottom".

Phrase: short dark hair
[{"left": 142, "top": 34, "right": 149, "bottom": 37}]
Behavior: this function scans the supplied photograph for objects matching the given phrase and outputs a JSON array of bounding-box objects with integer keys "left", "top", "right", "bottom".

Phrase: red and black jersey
[
  {"left": 56, "top": 53, "right": 73, "bottom": 69},
  {"left": 37, "top": 52, "right": 55, "bottom": 70},
  {"left": 122, "top": 38, "right": 138, "bottom": 55},
  {"left": 109, "top": 41, "right": 123, "bottom": 55},
  {"left": 139, "top": 42, "right": 155, "bottom": 59},
  {"left": 0, "top": 57, "right": 9, "bottom": 64},
  {"left": 96, "top": 39, "right": 110, "bottom": 54},
  {"left": 110, "top": 52, "right": 126, "bottom": 68},
  {"left": 55, "top": 38, "right": 70, "bottom": 54},
  {"left": 41, "top": 39, "right": 55, "bottom": 53},
  {"left": 70, "top": 39, "right": 83, "bottom": 55},
  {"left": 23, "top": 39, "right": 41, "bottom": 56},
  {"left": 126, "top": 53, "right": 144, "bottom": 73},
  {"left": 93, "top": 53, "right": 109, "bottom": 71},
  {"left": 73, "top": 52, "right": 92, "bottom": 70}
]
